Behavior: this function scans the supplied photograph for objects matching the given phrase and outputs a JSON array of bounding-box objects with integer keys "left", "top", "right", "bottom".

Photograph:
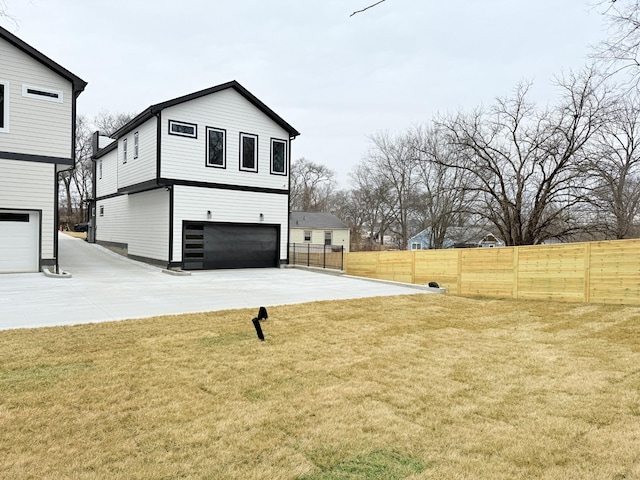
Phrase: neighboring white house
[
  {"left": 92, "top": 81, "right": 299, "bottom": 270},
  {"left": 0, "top": 26, "right": 87, "bottom": 273},
  {"left": 408, "top": 227, "right": 505, "bottom": 250},
  {"left": 289, "top": 212, "right": 351, "bottom": 252}
]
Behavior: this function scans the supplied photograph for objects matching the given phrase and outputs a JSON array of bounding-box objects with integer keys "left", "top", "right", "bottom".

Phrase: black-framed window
[
  {"left": 99, "top": 161, "right": 102, "bottom": 179},
  {"left": 123, "top": 138, "right": 128, "bottom": 164},
  {"left": 240, "top": 133, "right": 258, "bottom": 172},
  {"left": 134, "top": 131, "right": 139, "bottom": 159},
  {"left": 0, "top": 212, "right": 29, "bottom": 222},
  {"left": 271, "top": 138, "right": 287, "bottom": 175},
  {"left": 0, "top": 82, "right": 6, "bottom": 131},
  {"left": 99, "top": 205, "right": 104, "bottom": 217},
  {"left": 168, "top": 120, "right": 197, "bottom": 138},
  {"left": 206, "top": 127, "right": 226, "bottom": 168}
]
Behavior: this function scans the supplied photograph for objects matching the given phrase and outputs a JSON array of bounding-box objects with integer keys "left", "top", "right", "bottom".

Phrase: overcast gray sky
[{"left": 1, "top": 0, "right": 607, "bottom": 184}]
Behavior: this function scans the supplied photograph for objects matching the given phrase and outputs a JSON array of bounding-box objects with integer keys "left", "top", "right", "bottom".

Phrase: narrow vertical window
[
  {"left": 134, "top": 132, "right": 139, "bottom": 159},
  {"left": 99, "top": 161, "right": 102, "bottom": 179},
  {"left": 270, "top": 138, "right": 287, "bottom": 175},
  {"left": 99, "top": 205, "right": 104, "bottom": 217},
  {"left": 0, "top": 81, "right": 8, "bottom": 132},
  {"left": 239, "top": 133, "right": 258, "bottom": 172},
  {"left": 206, "top": 127, "right": 226, "bottom": 168},
  {"left": 123, "top": 138, "right": 128, "bottom": 164},
  {"left": 324, "top": 231, "right": 332, "bottom": 246},
  {"left": 304, "top": 231, "right": 312, "bottom": 242}
]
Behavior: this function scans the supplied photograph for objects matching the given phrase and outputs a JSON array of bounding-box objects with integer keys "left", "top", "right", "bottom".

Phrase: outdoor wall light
[
  {"left": 207, "top": 210, "right": 212, "bottom": 219},
  {"left": 259, "top": 213, "right": 264, "bottom": 221}
]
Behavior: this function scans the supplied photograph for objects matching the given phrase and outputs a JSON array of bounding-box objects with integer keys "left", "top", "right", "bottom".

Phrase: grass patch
[
  {"left": 1, "top": 295, "right": 640, "bottom": 479},
  {"left": 297, "top": 450, "right": 426, "bottom": 479}
]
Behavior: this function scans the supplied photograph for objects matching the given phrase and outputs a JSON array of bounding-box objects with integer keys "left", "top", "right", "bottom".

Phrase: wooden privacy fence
[{"left": 343, "top": 239, "right": 640, "bottom": 305}]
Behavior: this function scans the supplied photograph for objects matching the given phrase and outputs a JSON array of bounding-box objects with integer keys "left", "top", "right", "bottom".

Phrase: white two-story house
[
  {"left": 0, "top": 26, "right": 87, "bottom": 273},
  {"left": 92, "top": 81, "right": 299, "bottom": 270}
]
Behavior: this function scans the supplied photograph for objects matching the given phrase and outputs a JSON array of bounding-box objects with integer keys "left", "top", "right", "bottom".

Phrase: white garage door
[{"left": 0, "top": 210, "right": 39, "bottom": 273}]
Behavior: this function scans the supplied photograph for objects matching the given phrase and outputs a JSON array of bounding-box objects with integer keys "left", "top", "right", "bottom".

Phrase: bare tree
[
  {"left": 94, "top": 110, "right": 136, "bottom": 136},
  {"left": 594, "top": 0, "right": 640, "bottom": 86},
  {"left": 588, "top": 91, "right": 640, "bottom": 238},
  {"left": 437, "top": 69, "right": 609, "bottom": 246},
  {"left": 289, "top": 158, "right": 337, "bottom": 212},
  {"left": 347, "top": 162, "right": 395, "bottom": 249},
  {"left": 365, "top": 131, "right": 421, "bottom": 248}
]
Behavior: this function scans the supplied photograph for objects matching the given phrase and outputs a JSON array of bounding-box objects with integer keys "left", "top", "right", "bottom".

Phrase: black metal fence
[{"left": 289, "top": 243, "right": 344, "bottom": 270}]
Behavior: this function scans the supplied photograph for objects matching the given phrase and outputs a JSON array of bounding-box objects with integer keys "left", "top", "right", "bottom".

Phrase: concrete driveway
[{"left": 0, "top": 233, "right": 430, "bottom": 330}]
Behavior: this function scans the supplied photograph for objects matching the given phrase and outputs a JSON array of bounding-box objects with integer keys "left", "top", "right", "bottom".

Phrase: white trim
[
  {"left": 168, "top": 120, "right": 197, "bottom": 138},
  {"left": 134, "top": 131, "right": 139, "bottom": 159},
  {"left": 206, "top": 126, "right": 226, "bottom": 168},
  {"left": 123, "top": 138, "right": 128, "bottom": 164},
  {"left": 239, "top": 132, "right": 258, "bottom": 172},
  {"left": 270, "top": 138, "right": 287, "bottom": 175},
  {"left": 22, "top": 83, "right": 64, "bottom": 103},
  {"left": 0, "top": 80, "right": 9, "bottom": 133}
]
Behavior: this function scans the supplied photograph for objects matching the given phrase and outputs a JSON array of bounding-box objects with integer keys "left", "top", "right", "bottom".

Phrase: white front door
[{"left": 0, "top": 210, "right": 39, "bottom": 273}]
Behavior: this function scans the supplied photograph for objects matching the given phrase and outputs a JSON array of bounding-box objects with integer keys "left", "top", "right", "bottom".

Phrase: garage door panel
[
  {"left": 183, "top": 222, "right": 279, "bottom": 270},
  {"left": 0, "top": 210, "right": 39, "bottom": 273}
]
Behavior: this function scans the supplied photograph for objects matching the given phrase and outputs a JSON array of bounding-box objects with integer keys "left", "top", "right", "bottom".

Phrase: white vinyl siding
[
  {"left": 289, "top": 228, "right": 351, "bottom": 252},
  {"left": 117, "top": 119, "right": 157, "bottom": 190},
  {"left": 171, "top": 186, "right": 289, "bottom": 262},
  {"left": 127, "top": 189, "right": 170, "bottom": 261},
  {"left": 94, "top": 196, "right": 128, "bottom": 245},
  {"left": 94, "top": 189, "right": 170, "bottom": 263},
  {"left": 95, "top": 148, "right": 118, "bottom": 197},
  {"left": 160, "top": 88, "right": 290, "bottom": 190},
  {"left": 0, "top": 159, "right": 55, "bottom": 259},
  {"left": 0, "top": 37, "right": 73, "bottom": 159}
]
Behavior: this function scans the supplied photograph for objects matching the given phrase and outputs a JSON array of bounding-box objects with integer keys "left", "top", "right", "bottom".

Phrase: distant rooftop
[{"left": 290, "top": 212, "right": 348, "bottom": 229}]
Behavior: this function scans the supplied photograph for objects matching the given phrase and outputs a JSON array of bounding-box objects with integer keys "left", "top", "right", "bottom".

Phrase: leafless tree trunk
[
  {"left": 365, "top": 131, "right": 421, "bottom": 248},
  {"left": 412, "top": 125, "right": 477, "bottom": 249}
]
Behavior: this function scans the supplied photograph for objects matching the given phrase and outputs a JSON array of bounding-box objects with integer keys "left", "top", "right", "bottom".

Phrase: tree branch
[{"left": 350, "top": 0, "right": 386, "bottom": 17}]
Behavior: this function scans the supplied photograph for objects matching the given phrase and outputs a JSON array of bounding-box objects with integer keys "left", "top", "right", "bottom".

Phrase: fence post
[
  {"left": 341, "top": 245, "right": 344, "bottom": 270},
  {"left": 307, "top": 243, "right": 310, "bottom": 267},
  {"left": 323, "top": 245, "right": 327, "bottom": 269}
]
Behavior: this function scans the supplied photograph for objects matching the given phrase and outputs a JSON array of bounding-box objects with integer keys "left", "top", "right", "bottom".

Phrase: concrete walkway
[{"left": 0, "top": 233, "right": 430, "bottom": 330}]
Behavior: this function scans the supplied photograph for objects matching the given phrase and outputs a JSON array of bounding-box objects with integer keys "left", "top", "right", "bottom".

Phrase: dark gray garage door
[{"left": 183, "top": 222, "right": 280, "bottom": 270}]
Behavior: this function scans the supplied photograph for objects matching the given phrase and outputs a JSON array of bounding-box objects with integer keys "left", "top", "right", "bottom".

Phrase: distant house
[
  {"left": 0, "top": 26, "right": 87, "bottom": 273},
  {"left": 408, "top": 227, "right": 505, "bottom": 250},
  {"left": 289, "top": 212, "right": 350, "bottom": 252},
  {"left": 92, "top": 80, "right": 299, "bottom": 270}
]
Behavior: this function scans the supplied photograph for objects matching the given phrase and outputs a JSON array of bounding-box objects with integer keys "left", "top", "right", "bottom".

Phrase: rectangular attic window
[{"left": 22, "top": 84, "right": 63, "bottom": 103}]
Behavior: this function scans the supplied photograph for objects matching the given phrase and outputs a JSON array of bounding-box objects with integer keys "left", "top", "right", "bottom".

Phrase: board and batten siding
[
  {"left": 117, "top": 118, "right": 157, "bottom": 190},
  {"left": 0, "top": 37, "right": 73, "bottom": 159},
  {"left": 171, "top": 186, "right": 289, "bottom": 263},
  {"left": 160, "top": 89, "right": 290, "bottom": 191},
  {"left": 0, "top": 159, "right": 55, "bottom": 258},
  {"left": 126, "top": 189, "right": 169, "bottom": 262},
  {"left": 95, "top": 148, "right": 118, "bottom": 198}
]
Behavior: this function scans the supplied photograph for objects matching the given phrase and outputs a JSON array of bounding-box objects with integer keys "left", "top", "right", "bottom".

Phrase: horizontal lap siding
[
  {"left": 160, "top": 89, "right": 290, "bottom": 191},
  {"left": 0, "top": 159, "right": 54, "bottom": 258},
  {"left": 589, "top": 241, "right": 640, "bottom": 304},
  {"left": 127, "top": 189, "right": 169, "bottom": 262},
  {"left": 95, "top": 196, "right": 129, "bottom": 244},
  {"left": 117, "top": 119, "right": 157, "bottom": 189},
  {"left": 96, "top": 149, "right": 118, "bottom": 197},
  {"left": 0, "top": 38, "right": 73, "bottom": 159},
  {"left": 518, "top": 244, "right": 586, "bottom": 302},
  {"left": 172, "top": 186, "right": 288, "bottom": 263}
]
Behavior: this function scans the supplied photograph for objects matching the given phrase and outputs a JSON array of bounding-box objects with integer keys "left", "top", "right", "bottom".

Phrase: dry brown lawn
[
  {"left": 63, "top": 231, "right": 87, "bottom": 240},
  {"left": 1, "top": 294, "right": 640, "bottom": 479}
]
